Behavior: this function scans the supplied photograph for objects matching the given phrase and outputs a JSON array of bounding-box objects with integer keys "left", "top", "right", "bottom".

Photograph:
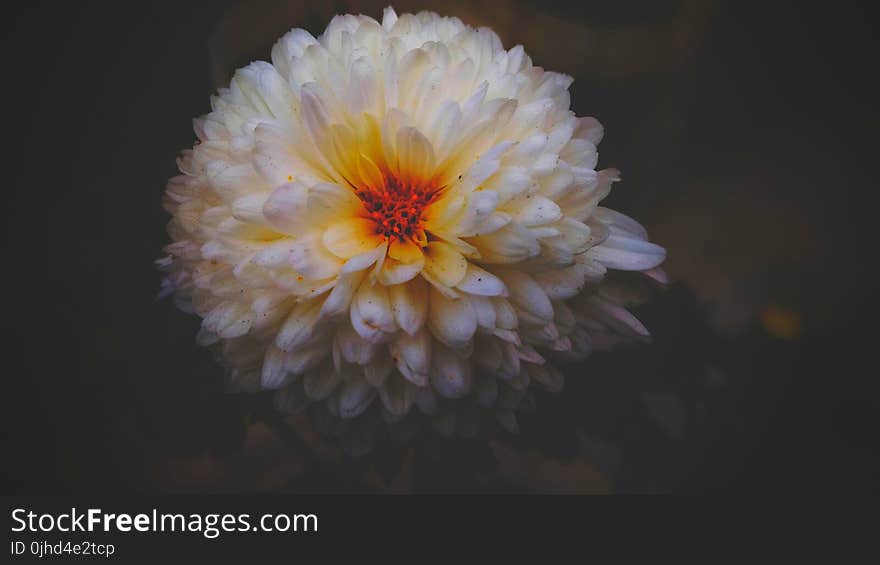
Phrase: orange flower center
[{"left": 357, "top": 175, "right": 439, "bottom": 241}]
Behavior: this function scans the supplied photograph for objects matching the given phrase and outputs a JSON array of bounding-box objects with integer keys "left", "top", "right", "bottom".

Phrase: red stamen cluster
[{"left": 357, "top": 176, "right": 438, "bottom": 240}]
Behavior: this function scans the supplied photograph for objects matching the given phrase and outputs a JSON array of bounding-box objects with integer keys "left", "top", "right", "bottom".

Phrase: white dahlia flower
[{"left": 159, "top": 7, "right": 666, "bottom": 435}]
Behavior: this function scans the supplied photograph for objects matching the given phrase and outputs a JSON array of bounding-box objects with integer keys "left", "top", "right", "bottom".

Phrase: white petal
[
  {"left": 468, "top": 222, "right": 539, "bottom": 264},
  {"left": 334, "top": 323, "right": 378, "bottom": 365},
  {"left": 347, "top": 58, "right": 380, "bottom": 116},
  {"left": 382, "top": 6, "right": 398, "bottom": 30},
  {"left": 261, "top": 345, "right": 289, "bottom": 390},
  {"left": 539, "top": 169, "right": 575, "bottom": 200},
  {"left": 491, "top": 297, "right": 518, "bottom": 330},
  {"left": 533, "top": 265, "right": 585, "bottom": 301},
  {"left": 285, "top": 343, "right": 329, "bottom": 374},
  {"left": 553, "top": 218, "right": 593, "bottom": 255},
  {"left": 392, "top": 328, "right": 431, "bottom": 386},
  {"left": 309, "top": 182, "right": 363, "bottom": 218},
  {"left": 289, "top": 231, "right": 343, "bottom": 280},
  {"left": 575, "top": 116, "right": 604, "bottom": 144},
  {"left": 512, "top": 195, "right": 562, "bottom": 226},
  {"left": 379, "top": 376, "right": 415, "bottom": 417},
  {"left": 470, "top": 295, "right": 498, "bottom": 331},
  {"left": 231, "top": 193, "right": 269, "bottom": 223},
  {"left": 336, "top": 378, "right": 376, "bottom": 419},
  {"left": 276, "top": 299, "right": 323, "bottom": 351},
  {"left": 483, "top": 166, "right": 532, "bottom": 204},
  {"left": 498, "top": 341, "right": 522, "bottom": 381},
  {"left": 206, "top": 162, "right": 266, "bottom": 202},
  {"left": 518, "top": 344, "right": 545, "bottom": 364},
  {"left": 353, "top": 281, "right": 396, "bottom": 334},
  {"left": 364, "top": 351, "right": 393, "bottom": 386},
  {"left": 271, "top": 28, "right": 318, "bottom": 80},
  {"left": 430, "top": 346, "right": 472, "bottom": 399},
  {"left": 341, "top": 242, "right": 387, "bottom": 274},
  {"left": 252, "top": 239, "right": 297, "bottom": 267},
  {"left": 455, "top": 191, "right": 500, "bottom": 236},
  {"left": 203, "top": 301, "right": 253, "bottom": 339},
  {"left": 593, "top": 207, "right": 648, "bottom": 239},
  {"left": 428, "top": 288, "right": 477, "bottom": 349},
  {"left": 320, "top": 270, "right": 366, "bottom": 320},
  {"left": 587, "top": 234, "right": 666, "bottom": 271},
  {"left": 262, "top": 181, "right": 308, "bottom": 234},
  {"left": 389, "top": 277, "right": 428, "bottom": 335},
  {"left": 501, "top": 270, "right": 554, "bottom": 323},
  {"left": 377, "top": 255, "right": 423, "bottom": 285},
  {"left": 456, "top": 264, "right": 506, "bottom": 296},
  {"left": 643, "top": 267, "right": 669, "bottom": 284},
  {"left": 582, "top": 295, "right": 650, "bottom": 338}
]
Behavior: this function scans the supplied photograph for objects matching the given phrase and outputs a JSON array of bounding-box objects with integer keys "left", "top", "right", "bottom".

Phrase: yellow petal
[
  {"left": 357, "top": 153, "right": 386, "bottom": 193},
  {"left": 388, "top": 238, "right": 424, "bottom": 264},
  {"left": 396, "top": 126, "right": 436, "bottom": 183},
  {"left": 323, "top": 218, "right": 384, "bottom": 259},
  {"left": 423, "top": 241, "right": 467, "bottom": 287},
  {"left": 423, "top": 192, "right": 465, "bottom": 232},
  {"left": 378, "top": 256, "right": 424, "bottom": 285}
]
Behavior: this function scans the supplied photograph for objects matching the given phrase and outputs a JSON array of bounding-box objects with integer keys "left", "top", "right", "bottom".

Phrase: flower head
[{"left": 159, "top": 7, "right": 666, "bottom": 435}]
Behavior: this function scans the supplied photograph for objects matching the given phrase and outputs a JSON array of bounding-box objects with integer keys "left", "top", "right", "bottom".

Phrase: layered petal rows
[{"left": 159, "top": 8, "right": 666, "bottom": 434}]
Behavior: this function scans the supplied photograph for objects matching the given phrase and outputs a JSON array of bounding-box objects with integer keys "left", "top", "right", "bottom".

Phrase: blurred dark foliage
[{"left": 7, "top": 0, "right": 879, "bottom": 494}]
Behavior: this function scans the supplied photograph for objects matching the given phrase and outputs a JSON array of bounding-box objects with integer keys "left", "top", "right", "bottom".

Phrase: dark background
[{"left": 8, "top": 0, "right": 879, "bottom": 493}]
